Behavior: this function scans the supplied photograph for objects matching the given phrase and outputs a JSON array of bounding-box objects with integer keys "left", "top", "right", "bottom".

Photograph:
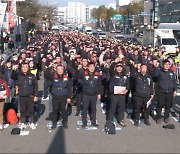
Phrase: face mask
[
  {"left": 52, "top": 52, "right": 56, "bottom": 56},
  {"left": 13, "top": 57, "right": 18, "bottom": 61}
]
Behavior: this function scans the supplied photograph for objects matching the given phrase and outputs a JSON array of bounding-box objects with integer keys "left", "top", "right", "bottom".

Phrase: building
[
  {"left": 158, "top": 0, "right": 180, "bottom": 23},
  {"left": 58, "top": 3, "right": 98, "bottom": 24},
  {"left": 86, "top": 5, "right": 99, "bottom": 23},
  {"left": 57, "top": 7, "right": 67, "bottom": 24},
  {"left": 143, "top": 0, "right": 158, "bottom": 27},
  {"left": 116, "top": 0, "right": 131, "bottom": 9},
  {"left": 66, "top": 2, "right": 86, "bottom": 24}
]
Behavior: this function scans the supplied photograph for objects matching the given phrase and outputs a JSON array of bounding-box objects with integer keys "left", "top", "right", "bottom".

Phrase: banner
[
  {"left": 0, "top": 3, "right": 7, "bottom": 31},
  {"left": 9, "top": 0, "right": 17, "bottom": 29}
]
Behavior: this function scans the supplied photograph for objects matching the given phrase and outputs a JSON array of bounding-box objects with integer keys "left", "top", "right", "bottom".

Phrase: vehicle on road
[
  {"left": 158, "top": 23, "right": 180, "bottom": 45},
  {"left": 110, "top": 30, "right": 116, "bottom": 33},
  {"left": 84, "top": 26, "right": 92, "bottom": 35},
  {"left": 98, "top": 32, "right": 106, "bottom": 39},
  {"left": 116, "top": 30, "right": 122, "bottom": 33},
  {"left": 51, "top": 26, "right": 60, "bottom": 32},
  {"left": 113, "top": 35, "right": 125, "bottom": 40},
  {"left": 92, "top": 32, "right": 98, "bottom": 37},
  {"left": 143, "top": 29, "right": 179, "bottom": 56},
  {"left": 97, "top": 29, "right": 102, "bottom": 32},
  {"left": 126, "top": 37, "right": 142, "bottom": 45}
]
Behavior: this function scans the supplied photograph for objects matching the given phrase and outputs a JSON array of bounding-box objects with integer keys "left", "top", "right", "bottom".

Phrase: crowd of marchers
[{"left": 0, "top": 31, "right": 179, "bottom": 130}]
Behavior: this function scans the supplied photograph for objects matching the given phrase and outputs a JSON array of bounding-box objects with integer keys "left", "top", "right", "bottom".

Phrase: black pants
[
  {"left": 134, "top": 96, "right": 150, "bottom": 120},
  {"left": 52, "top": 96, "right": 68, "bottom": 125},
  {"left": 76, "top": 92, "right": 82, "bottom": 112},
  {"left": 19, "top": 96, "right": 34, "bottom": 123},
  {"left": 82, "top": 94, "right": 97, "bottom": 125},
  {"left": 108, "top": 94, "right": 126, "bottom": 122},
  {"left": 156, "top": 92, "right": 173, "bottom": 119}
]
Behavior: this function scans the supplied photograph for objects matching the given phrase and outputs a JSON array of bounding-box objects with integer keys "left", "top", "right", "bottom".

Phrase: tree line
[
  {"left": 91, "top": 1, "right": 144, "bottom": 20},
  {"left": 16, "top": 0, "right": 56, "bottom": 31}
]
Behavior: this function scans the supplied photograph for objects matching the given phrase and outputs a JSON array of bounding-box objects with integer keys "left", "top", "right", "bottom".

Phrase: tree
[
  {"left": 107, "top": 7, "right": 117, "bottom": 20},
  {"left": 16, "top": 0, "right": 40, "bottom": 30},
  {"left": 118, "top": 1, "right": 144, "bottom": 16},
  {"left": 16, "top": 0, "right": 57, "bottom": 31}
]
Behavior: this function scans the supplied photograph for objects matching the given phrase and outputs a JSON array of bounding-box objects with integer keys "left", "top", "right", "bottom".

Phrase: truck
[
  {"left": 84, "top": 26, "right": 92, "bottom": 35},
  {"left": 143, "top": 28, "right": 179, "bottom": 56},
  {"left": 158, "top": 23, "right": 180, "bottom": 45}
]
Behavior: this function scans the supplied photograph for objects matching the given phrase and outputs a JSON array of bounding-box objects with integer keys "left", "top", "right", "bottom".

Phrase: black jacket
[
  {"left": 46, "top": 73, "right": 72, "bottom": 99},
  {"left": 11, "top": 71, "right": 38, "bottom": 97},
  {"left": 153, "top": 68, "right": 177, "bottom": 93},
  {"left": 109, "top": 72, "right": 130, "bottom": 95},
  {"left": 78, "top": 71, "right": 102, "bottom": 95},
  {"left": 134, "top": 72, "right": 154, "bottom": 97}
]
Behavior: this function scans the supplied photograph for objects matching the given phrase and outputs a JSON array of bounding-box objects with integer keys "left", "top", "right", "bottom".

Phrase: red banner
[{"left": 9, "top": 0, "right": 16, "bottom": 29}]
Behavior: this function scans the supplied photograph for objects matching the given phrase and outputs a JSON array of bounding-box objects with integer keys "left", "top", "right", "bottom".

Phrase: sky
[{"left": 44, "top": 0, "right": 116, "bottom": 7}]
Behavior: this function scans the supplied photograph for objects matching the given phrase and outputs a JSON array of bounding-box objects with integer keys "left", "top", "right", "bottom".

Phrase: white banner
[{"left": 0, "top": 3, "right": 7, "bottom": 31}]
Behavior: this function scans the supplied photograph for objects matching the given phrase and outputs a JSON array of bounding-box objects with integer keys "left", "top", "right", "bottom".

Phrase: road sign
[
  {"left": 113, "top": 14, "right": 123, "bottom": 21},
  {"left": 89, "top": 18, "right": 97, "bottom": 23}
]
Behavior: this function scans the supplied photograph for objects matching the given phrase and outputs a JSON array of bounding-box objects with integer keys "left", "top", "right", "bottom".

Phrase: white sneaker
[
  {"left": 30, "top": 123, "right": 36, "bottom": 130},
  {"left": 19, "top": 123, "right": 27, "bottom": 130},
  {"left": 0, "top": 125, "right": 3, "bottom": 130}
]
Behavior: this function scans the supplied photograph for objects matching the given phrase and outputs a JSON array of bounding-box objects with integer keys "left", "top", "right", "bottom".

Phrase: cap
[
  {"left": 140, "top": 63, "right": 147, "bottom": 67},
  {"left": 115, "top": 62, "right": 123, "bottom": 67},
  {"left": 88, "top": 62, "right": 95, "bottom": 66},
  {"left": 163, "top": 124, "right": 175, "bottom": 129},
  {"left": 163, "top": 59, "right": 170, "bottom": 64},
  {"left": 11, "top": 128, "right": 21, "bottom": 135}
]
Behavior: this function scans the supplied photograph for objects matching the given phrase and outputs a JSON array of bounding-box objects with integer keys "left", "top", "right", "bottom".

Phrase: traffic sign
[{"left": 113, "top": 14, "right": 123, "bottom": 21}]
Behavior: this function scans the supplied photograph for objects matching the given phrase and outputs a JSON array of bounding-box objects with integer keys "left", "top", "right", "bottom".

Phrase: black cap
[
  {"left": 115, "top": 62, "right": 123, "bottom": 67},
  {"left": 163, "top": 124, "right": 175, "bottom": 129},
  {"left": 163, "top": 59, "right": 170, "bottom": 64},
  {"left": 11, "top": 128, "right": 21, "bottom": 135},
  {"left": 88, "top": 62, "right": 95, "bottom": 66}
]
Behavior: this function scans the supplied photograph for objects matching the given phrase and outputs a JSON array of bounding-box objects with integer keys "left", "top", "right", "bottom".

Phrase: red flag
[{"left": 9, "top": 0, "right": 16, "bottom": 29}]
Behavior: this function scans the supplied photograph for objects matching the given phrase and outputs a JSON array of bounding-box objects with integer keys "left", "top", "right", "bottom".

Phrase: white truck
[
  {"left": 154, "top": 29, "right": 178, "bottom": 55},
  {"left": 143, "top": 28, "right": 179, "bottom": 55},
  {"left": 84, "top": 26, "right": 92, "bottom": 35}
]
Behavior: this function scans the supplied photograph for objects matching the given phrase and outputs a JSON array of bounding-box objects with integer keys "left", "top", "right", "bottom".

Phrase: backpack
[
  {"left": 104, "top": 121, "right": 116, "bottom": 134},
  {"left": 6, "top": 109, "right": 18, "bottom": 125}
]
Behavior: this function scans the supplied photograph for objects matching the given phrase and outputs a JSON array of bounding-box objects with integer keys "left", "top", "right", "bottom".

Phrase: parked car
[
  {"left": 92, "top": 32, "right": 98, "bottom": 37},
  {"left": 98, "top": 32, "right": 106, "bottom": 39},
  {"left": 125, "top": 37, "right": 142, "bottom": 45},
  {"left": 113, "top": 35, "right": 125, "bottom": 40},
  {"left": 110, "top": 30, "right": 116, "bottom": 33},
  {"left": 97, "top": 29, "right": 102, "bottom": 32}
]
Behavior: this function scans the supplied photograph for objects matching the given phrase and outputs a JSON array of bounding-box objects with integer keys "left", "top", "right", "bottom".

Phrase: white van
[{"left": 154, "top": 29, "right": 178, "bottom": 55}]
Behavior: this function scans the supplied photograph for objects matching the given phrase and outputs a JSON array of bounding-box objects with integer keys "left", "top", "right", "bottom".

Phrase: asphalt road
[{"left": 0, "top": 74, "right": 180, "bottom": 153}]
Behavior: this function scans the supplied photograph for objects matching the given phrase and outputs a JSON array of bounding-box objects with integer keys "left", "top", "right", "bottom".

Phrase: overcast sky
[{"left": 43, "top": 0, "right": 116, "bottom": 7}]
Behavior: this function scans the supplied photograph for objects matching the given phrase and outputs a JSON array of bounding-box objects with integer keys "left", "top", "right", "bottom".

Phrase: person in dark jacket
[
  {"left": 11, "top": 62, "right": 38, "bottom": 130},
  {"left": 108, "top": 63, "right": 130, "bottom": 127},
  {"left": 0, "top": 72, "right": 9, "bottom": 130},
  {"left": 154, "top": 59, "right": 177, "bottom": 124},
  {"left": 2, "top": 60, "right": 15, "bottom": 103},
  {"left": 47, "top": 65, "right": 72, "bottom": 129},
  {"left": 78, "top": 62, "right": 101, "bottom": 128},
  {"left": 75, "top": 58, "right": 88, "bottom": 116},
  {"left": 133, "top": 64, "right": 154, "bottom": 126}
]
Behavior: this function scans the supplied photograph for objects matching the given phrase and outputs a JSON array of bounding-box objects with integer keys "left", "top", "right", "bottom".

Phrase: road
[{"left": 0, "top": 74, "right": 180, "bottom": 153}]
